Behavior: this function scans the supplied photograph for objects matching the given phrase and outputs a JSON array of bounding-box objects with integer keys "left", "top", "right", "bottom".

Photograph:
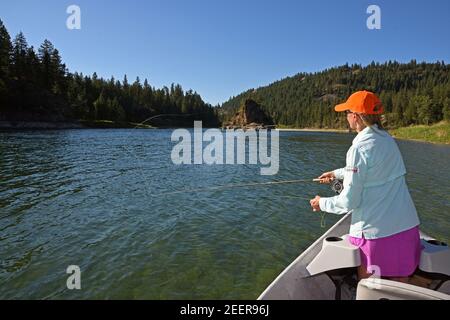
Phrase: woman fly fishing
[{"left": 309, "top": 90, "right": 422, "bottom": 284}]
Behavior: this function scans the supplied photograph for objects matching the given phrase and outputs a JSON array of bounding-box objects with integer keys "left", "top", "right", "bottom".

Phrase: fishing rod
[
  {"left": 134, "top": 112, "right": 210, "bottom": 128},
  {"left": 152, "top": 178, "right": 343, "bottom": 198},
  {"left": 151, "top": 178, "right": 344, "bottom": 228}
]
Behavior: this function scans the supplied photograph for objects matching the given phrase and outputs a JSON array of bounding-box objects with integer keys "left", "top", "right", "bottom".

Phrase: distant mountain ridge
[{"left": 220, "top": 61, "right": 450, "bottom": 129}]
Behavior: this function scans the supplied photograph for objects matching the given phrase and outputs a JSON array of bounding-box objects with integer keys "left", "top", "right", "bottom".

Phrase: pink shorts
[{"left": 348, "top": 226, "right": 422, "bottom": 277}]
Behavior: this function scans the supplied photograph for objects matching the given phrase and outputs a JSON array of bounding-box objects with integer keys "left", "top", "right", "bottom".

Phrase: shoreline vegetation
[
  {"left": 0, "top": 120, "right": 155, "bottom": 129},
  {"left": 0, "top": 19, "right": 220, "bottom": 129},
  {"left": 389, "top": 121, "right": 449, "bottom": 145},
  {"left": 277, "top": 121, "right": 450, "bottom": 145},
  {"left": 1, "top": 120, "right": 448, "bottom": 145},
  {"left": 275, "top": 125, "right": 349, "bottom": 133}
]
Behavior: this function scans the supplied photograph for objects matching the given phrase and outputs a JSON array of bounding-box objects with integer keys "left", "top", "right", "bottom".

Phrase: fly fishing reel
[
  {"left": 331, "top": 179, "right": 344, "bottom": 194},
  {"left": 313, "top": 178, "right": 344, "bottom": 194}
]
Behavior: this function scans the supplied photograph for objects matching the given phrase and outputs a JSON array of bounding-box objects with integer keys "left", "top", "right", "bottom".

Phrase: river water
[{"left": 0, "top": 129, "right": 448, "bottom": 299}]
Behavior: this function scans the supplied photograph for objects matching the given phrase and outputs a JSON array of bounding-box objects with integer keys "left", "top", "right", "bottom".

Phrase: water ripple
[{"left": 0, "top": 129, "right": 448, "bottom": 299}]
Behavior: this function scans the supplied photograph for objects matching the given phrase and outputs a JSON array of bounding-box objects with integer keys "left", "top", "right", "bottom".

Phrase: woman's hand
[
  {"left": 310, "top": 195, "right": 321, "bottom": 212},
  {"left": 317, "top": 171, "right": 335, "bottom": 184}
]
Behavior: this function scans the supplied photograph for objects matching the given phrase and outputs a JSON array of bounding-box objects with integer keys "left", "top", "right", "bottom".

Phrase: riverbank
[
  {"left": 0, "top": 121, "right": 85, "bottom": 129},
  {"left": 276, "top": 127, "right": 349, "bottom": 133},
  {"left": 389, "top": 121, "right": 449, "bottom": 145},
  {"left": 2, "top": 120, "right": 449, "bottom": 145},
  {"left": 0, "top": 120, "right": 156, "bottom": 130},
  {"left": 276, "top": 122, "right": 450, "bottom": 145}
]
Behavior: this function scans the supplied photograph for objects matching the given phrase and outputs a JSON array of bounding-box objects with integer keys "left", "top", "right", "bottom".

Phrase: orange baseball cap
[{"left": 334, "top": 90, "right": 384, "bottom": 114}]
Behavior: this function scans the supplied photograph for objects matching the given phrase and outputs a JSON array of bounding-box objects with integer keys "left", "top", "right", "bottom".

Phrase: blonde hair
[{"left": 357, "top": 113, "right": 385, "bottom": 130}]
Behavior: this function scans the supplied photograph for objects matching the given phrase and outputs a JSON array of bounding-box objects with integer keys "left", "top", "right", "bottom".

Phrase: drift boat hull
[{"left": 258, "top": 212, "right": 450, "bottom": 300}]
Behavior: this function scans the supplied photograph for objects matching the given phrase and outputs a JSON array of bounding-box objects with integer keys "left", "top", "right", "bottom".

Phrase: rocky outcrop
[{"left": 224, "top": 99, "right": 274, "bottom": 130}]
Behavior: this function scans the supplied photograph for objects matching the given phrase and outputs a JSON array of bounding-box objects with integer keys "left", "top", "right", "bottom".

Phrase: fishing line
[
  {"left": 132, "top": 114, "right": 339, "bottom": 229},
  {"left": 151, "top": 178, "right": 342, "bottom": 198},
  {"left": 134, "top": 112, "right": 210, "bottom": 128},
  {"left": 151, "top": 179, "right": 319, "bottom": 197},
  {"left": 320, "top": 212, "right": 327, "bottom": 228},
  {"left": 277, "top": 194, "right": 313, "bottom": 201},
  {"left": 151, "top": 178, "right": 342, "bottom": 228},
  {"left": 276, "top": 194, "right": 327, "bottom": 228}
]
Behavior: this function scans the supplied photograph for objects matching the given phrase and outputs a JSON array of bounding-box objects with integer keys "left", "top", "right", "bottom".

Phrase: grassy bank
[
  {"left": 275, "top": 122, "right": 450, "bottom": 145},
  {"left": 276, "top": 127, "right": 349, "bottom": 133},
  {"left": 389, "top": 121, "right": 450, "bottom": 145},
  {"left": 275, "top": 124, "right": 349, "bottom": 132}
]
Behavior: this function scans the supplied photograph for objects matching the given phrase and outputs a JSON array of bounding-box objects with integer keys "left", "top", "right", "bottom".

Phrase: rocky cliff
[{"left": 224, "top": 99, "right": 274, "bottom": 130}]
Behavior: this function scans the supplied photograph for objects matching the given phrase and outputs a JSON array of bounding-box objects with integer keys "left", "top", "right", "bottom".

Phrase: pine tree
[
  {"left": 0, "top": 19, "right": 12, "bottom": 116},
  {"left": 93, "top": 91, "right": 107, "bottom": 120},
  {"left": 109, "top": 97, "right": 125, "bottom": 121},
  {"left": 38, "top": 39, "right": 54, "bottom": 90},
  {"left": 413, "top": 95, "right": 433, "bottom": 125},
  {"left": 50, "top": 48, "right": 67, "bottom": 95},
  {"left": 11, "top": 32, "right": 28, "bottom": 80},
  {"left": 0, "top": 19, "right": 11, "bottom": 79},
  {"left": 442, "top": 98, "right": 450, "bottom": 122}
]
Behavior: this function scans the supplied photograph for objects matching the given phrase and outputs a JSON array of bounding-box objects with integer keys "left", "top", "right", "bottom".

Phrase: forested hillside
[
  {"left": 0, "top": 19, "right": 219, "bottom": 127},
  {"left": 221, "top": 61, "right": 450, "bottom": 129}
]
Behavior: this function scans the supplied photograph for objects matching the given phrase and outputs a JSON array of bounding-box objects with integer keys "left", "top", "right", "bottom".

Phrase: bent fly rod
[{"left": 151, "top": 178, "right": 344, "bottom": 228}]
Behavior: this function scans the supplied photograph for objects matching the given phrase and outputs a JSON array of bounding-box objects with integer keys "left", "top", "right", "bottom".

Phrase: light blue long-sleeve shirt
[{"left": 319, "top": 124, "right": 420, "bottom": 239}]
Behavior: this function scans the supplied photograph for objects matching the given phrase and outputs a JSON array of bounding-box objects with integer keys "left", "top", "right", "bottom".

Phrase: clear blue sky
[{"left": 1, "top": 0, "right": 449, "bottom": 105}]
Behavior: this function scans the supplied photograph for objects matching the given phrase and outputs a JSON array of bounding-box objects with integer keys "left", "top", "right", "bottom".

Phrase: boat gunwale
[
  {"left": 257, "top": 212, "right": 435, "bottom": 300},
  {"left": 257, "top": 212, "right": 352, "bottom": 299}
]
